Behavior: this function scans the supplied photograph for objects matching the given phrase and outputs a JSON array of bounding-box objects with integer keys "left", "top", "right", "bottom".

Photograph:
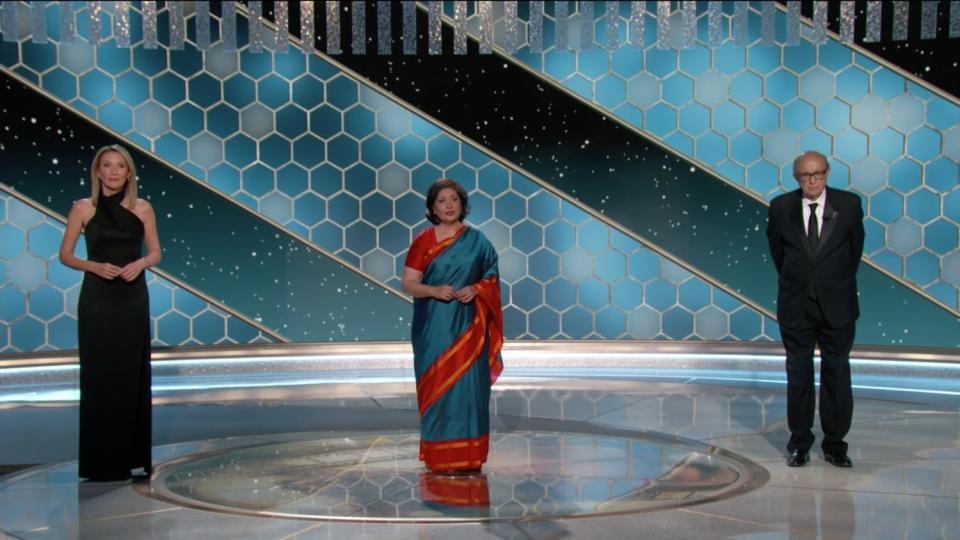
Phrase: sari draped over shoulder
[{"left": 405, "top": 225, "right": 503, "bottom": 472}]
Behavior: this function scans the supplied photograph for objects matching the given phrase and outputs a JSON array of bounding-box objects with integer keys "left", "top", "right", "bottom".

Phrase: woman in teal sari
[{"left": 402, "top": 179, "right": 504, "bottom": 474}]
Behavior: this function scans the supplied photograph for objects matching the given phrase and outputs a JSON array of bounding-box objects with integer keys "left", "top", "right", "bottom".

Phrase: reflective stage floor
[{"left": 0, "top": 342, "right": 958, "bottom": 539}]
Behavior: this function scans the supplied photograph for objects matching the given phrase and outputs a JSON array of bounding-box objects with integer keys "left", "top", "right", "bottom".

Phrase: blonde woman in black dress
[{"left": 58, "top": 144, "right": 161, "bottom": 482}]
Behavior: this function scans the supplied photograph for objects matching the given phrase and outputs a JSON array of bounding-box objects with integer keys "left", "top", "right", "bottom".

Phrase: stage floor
[{"left": 0, "top": 342, "right": 957, "bottom": 539}]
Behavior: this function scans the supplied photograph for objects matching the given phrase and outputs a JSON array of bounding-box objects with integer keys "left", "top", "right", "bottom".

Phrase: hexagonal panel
[
  {"left": 747, "top": 100, "right": 779, "bottom": 136},
  {"left": 907, "top": 127, "right": 942, "bottom": 163},
  {"left": 595, "top": 74, "right": 626, "bottom": 109},
  {"left": 906, "top": 189, "right": 940, "bottom": 224},
  {"left": 905, "top": 250, "right": 940, "bottom": 287},
  {"left": 695, "top": 132, "right": 727, "bottom": 166},
  {"left": 850, "top": 95, "right": 888, "bottom": 134},
  {"left": 679, "top": 103, "right": 710, "bottom": 137},
  {"left": 870, "top": 189, "right": 903, "bottom": 224},
  {"left": 851, "top": 156, "right": 886, "bottom": 195},
  {"left": 8, "top": 253, "right": 45, "bottom": 292},
  {"left": 662, "top": 73, "right": 693, "bottom": 107},
  {"left": 133, "top": 102, "right": 169, "bottom": 138},
  {"left": 240, "top": 103, "right": 275, "bottom": 139},
  {"left": 766, "top": 70, "right": 798, "bottom": 105},
  {"left": 925, "top": 219, "right": 959, "bottom": 255},
  {"left": 627, "top": 73, "right": 660, "bottom": 109},
  {"left": 26, "top": 222, "right": 62, "bottom": 259},
  {"left": 888, "top": 95, "right": 925, "bottom": 133},
  {"left": 645, "top": 103, "right": 677, "bottom": 137},
  {"left": 836, "top": 67, "right": 869, "bottom": 102},
  {"left": 887, "top": 218, "right": 922, "bottom": 256}
]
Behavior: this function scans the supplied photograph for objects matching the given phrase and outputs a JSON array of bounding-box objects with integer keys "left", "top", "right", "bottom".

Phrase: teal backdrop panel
[
  {"left": 0, "top": 70, "right": 411, "bottom": 345},
  {"left": 447, "top": 1, "right": 960, "bottom": 311},
  {"left": 0, "top": 2, "right": 784, "bottom": 347},
  {"left": 0, "top": 192, "right": 273, "bottom": 352},
  {"left": 7, "top": 2, "right": 955, "bottom": 349}
]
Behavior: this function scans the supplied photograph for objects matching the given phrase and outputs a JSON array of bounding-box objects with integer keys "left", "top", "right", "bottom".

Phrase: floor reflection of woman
[
  {"left": 401, "top": 179, "right": 503, "bottom": 474},
  {"left": 59, "top": 144, "right": 160, "bottom": 482}
]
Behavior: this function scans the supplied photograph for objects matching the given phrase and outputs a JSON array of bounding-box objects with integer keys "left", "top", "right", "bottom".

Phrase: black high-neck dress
[{"left": 77, "top": 191, "right": 152, "bottom": 481}]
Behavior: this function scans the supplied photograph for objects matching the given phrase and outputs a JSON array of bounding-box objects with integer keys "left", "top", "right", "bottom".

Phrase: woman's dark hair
[{"left": 425, "top": 178, "right": 470, "bottom": 224}]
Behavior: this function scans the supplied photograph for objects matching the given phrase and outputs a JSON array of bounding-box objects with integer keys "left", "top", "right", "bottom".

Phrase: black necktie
[{"left": 807, "top": 202, "right": 819, "bottom": 254}]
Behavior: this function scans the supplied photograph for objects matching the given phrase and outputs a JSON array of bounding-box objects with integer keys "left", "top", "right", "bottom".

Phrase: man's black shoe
[
  {"left": 824, "top": 452, "right": 853, "bottom": 468},
  {"left": 786, "top": 450, "right": 809, "bottom": 467}
]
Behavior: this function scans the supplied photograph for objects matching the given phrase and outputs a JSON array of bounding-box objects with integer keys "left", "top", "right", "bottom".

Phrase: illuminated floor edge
[
  {"left": 2, "top": 341, "right": 959, "bottom": 405},
  {"left": 1, "top": 342, "right": 958, "bottom": 538}
]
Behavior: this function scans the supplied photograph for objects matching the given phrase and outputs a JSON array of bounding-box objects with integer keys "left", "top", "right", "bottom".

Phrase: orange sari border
[
  {"left": 474, "top": 277, "right": 504, "bottom": 383},
  {"left": 416, "top": 276, "right": 504, "bottom": 416},
  {"left": 419, "top": 472, "right": 490, "bottom": 507},
  {"left": 421, "top": 224, "right": 466, "bottom": 268},
  {"left": 419, "top": 434, "right": 490, "bottom": 472}
]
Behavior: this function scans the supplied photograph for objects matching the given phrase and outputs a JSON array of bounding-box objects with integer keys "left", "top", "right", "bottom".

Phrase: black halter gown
[{"left": 77, "top": 190, "right": 152, "bottom": 481}]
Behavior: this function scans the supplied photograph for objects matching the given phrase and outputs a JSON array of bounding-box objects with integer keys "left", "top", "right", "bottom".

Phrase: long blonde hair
[{"left": 90, "top": 144, "right": 138, "bottom": 208}]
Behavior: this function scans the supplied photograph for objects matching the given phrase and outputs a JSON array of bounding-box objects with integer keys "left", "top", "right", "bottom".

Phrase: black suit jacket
[{"left": 767, "top": 187, "right": 865, "bottom": 329}]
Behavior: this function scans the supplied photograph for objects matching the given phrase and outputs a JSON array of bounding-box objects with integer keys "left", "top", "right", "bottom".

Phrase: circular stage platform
[
  {"left": 0, "top": 342, "right": 957, "bottom": 538},
  {"left": 147, "top": 428, "right": 767, "bottom": 522}
]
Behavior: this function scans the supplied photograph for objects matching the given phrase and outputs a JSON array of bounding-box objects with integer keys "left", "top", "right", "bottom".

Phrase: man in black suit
[{"left": 766, "top": 151, "right": 865, "bottom": 468}]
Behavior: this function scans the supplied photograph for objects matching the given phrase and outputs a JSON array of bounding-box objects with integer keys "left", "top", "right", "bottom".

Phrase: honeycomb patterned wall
[
  {"left": 0, "top": 2, "right": 782, "bottom": 349},
  {"left": 451, "top": 1, "right": 960, "bottom": 310},
  {"left": 0, "top": 193, "right": 272, "bottom": 353}
]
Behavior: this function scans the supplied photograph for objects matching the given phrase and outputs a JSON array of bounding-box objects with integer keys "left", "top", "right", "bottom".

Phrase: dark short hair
[{"left": 425, "top": 178, "right": 470, "bottom": 224}]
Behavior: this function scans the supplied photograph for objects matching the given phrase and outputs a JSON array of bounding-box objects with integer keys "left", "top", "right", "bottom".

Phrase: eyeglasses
[{"left": 796, "top": 170, "right": 827, "bottom": 181}]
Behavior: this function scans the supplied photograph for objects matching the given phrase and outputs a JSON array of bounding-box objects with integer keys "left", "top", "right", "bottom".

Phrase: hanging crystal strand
[
  {"left": 681, "top": 0, "right": 696, "bottom": 48},
  {"left": 428, "top": 1, "right": 441, "bottom": 55},
  {"left": 892, "top": 1, "right": 908, "bottom": 41},
  {"left": 504, "top": 1, "right": 520, "bottom": 54},
  {"left": 786, "top": 1, "right": 801, "bottom": 46},
  {"left": 1, "top": 1, "right": 19, "bottom": 42},
  {"left": 604, "top": 1, "right": 618, "bottom": 51},
  {"left": 112, "top": 1, "right": 130, "bottom": 47},
  {"left": 351, "top": 1, "right": 365, "bottom": 55},
  {"left": 707, "top": 1, "right": 722, "bottom": 46},
  {"left": 140, "top": 0, "right": 157, "bottom": 49},
  {"left": 864, "top": 1, "right": 881, "bottom": 42},
  {"left": 169, "top": 0, "right": 185, "bottom": 50},
  {"left": 376, "top": 0, "right": 390, "bottom": 54},
  {"left": 60, "top": 1, "right": 77, "bottom": 44},
  {"left": 761, "top": 1, "right": 775, "bottom": 46},
  {"left": 655, "top": 1, "right": 670, "bottom": 49},
  {"left": 453, "top": 1, "right": 467, "bottom": 54},
  {"left": 326, "top": 1, "right": 341, "bottom": 54},
  {"left": 402, "top": 1, "right": 415, "bottom": 54},
  {"left": 275, "top": 1, "right": 289, "bottom": 53},
  {"left": 840, "top": 1, "right": 855, "bottom": 43},
  {"left": 195, "top": 1, "right": 212, "bottom": 50},
  {"left": 222, "top": 1, "right": 238, "bottom": 52},
  {"left": 478, "top": 0, "right": 493, "bottom": 54},
  {"left": 31, "top": 1, "right": 48, "bottom": 44},
  {"left": 812, "top": 1, "right": 828, "bottom": 45},
  {"left": 733, "top": 2, "right": 748, "bottom": 46},
  {"left": 920, "top": 0, "right": 938, "bottom": 40},
  {"left": 87, "top": 1, "right": 104, "bottom": 46},
  {"left": 529, "top": 0, "right": 544, "bottom": 53},
  {"left": 951, "top": 1, "right": 960, "bottom": 38},
  {"left": 300, "top": 1, "right": 315, "bottom": 54},
  {"left": 628, "top": 1, "right": 644, "bottom": 48},
  {"left": 555, "top": 1, "right": 568, "bottom": 51},
  {"left": 248, "top": 1, "right": 264, "bottom": 53},
  {"left": 579, "top": 0, "right": 593, "bottom": 50}
]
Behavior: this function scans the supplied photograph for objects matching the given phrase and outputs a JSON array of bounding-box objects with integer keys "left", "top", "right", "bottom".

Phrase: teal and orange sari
[{"left": 404, "top": 225, "right": 504, "bottom": 472}]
